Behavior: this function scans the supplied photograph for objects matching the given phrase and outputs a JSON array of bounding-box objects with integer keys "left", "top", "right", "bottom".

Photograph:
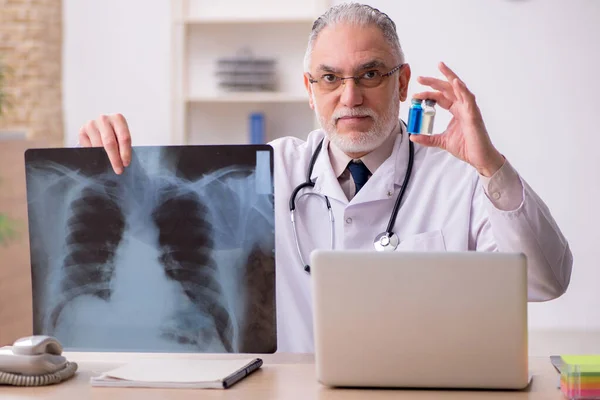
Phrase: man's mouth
[{"left": 337, "top": 115, "right": 369, "bottom": 122}]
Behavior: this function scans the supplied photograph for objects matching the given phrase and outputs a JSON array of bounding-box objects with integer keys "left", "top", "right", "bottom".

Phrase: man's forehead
[
  {"left": 315, "top": 59, "right": 388, "bottom": 74},
  {"left": 310, "top": 23, "right": 395, "bottom": 72}
]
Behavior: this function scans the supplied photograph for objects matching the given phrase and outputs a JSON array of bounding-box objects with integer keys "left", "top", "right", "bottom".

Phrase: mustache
[{"left": 332, "top": 107, "right": 377, "bottom": 122}]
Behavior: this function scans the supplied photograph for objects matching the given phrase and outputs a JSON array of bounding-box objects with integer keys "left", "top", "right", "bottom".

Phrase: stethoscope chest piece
[{"left": 374, "top": 232, "right": 400, "bottom": 251}]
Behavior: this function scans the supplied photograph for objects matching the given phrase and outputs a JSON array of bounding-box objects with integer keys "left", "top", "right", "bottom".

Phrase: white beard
[{"left": 312, "top": 90, "right": 400, "bottom": 154}]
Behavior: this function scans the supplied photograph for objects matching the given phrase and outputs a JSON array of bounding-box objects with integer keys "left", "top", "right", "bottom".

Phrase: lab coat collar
[
  {"left": 310, "top": 136, "right": 349, "bottom": 204},
  {"left": 350, "top": 121, "right": 409, "bottom": 204},
  {"left": 309, "top": 120, "right": 412, "bottom": 205}
]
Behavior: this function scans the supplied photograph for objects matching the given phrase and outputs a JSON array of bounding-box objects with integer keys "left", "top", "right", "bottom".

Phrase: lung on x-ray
[{"left": 24, "top": 145, "right": 276, "bottom": 353}]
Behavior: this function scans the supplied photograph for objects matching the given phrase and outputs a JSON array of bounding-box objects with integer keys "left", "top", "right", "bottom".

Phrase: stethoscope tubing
[{"left": 289, "top": 127, "right": 414, "bottom": 273}]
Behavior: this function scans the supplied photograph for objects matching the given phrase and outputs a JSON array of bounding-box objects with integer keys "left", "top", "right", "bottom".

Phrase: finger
[
  {"left": 412, "top": 91, "right": 452, "bottom": 110},
  {"left": 416, "top": 76, "right": 456, "bottom": 103},
  {"left": 453, "top": 77, "right": 476, "bottom": 106},
  {"left": 439, "top": 61, "right": 475, "bottom": 104},
  {"left": 417, "top": 76, "right": 453, "bottom": 94},
  {"left": 110, "top": 113, "right": 132, "bottom": 167},
  {"left": 97, "top": 115, "right": 124, "bottom": 175},
  {"left": 451, "top": 78, "right": 464, "bottom": 104},
  {"left": 439, "top": 62, "right": 460, "bottom": 84},
  {"left": 85, "top": 121, "right": 103, "bottom": 147},
  {"left": 409, "top": 132, "right": 445, "bottom": 150},
  {"left": 78, "top": 125, "right": 92, "bottom": 147}
]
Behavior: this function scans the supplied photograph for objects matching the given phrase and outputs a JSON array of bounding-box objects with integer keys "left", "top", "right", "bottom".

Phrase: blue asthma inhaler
[{"left": 407, "top": 98, "right": 423, "bottom": 134}]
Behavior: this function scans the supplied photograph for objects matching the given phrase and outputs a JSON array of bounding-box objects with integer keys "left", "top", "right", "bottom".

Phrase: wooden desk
[{"left": 0, "top": 353, "right": 564, "bottom": 399}]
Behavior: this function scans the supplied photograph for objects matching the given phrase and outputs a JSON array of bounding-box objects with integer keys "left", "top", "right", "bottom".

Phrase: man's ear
[
  {"left": 398, "top": 64, "right": 411, "bottom": 102},
  {"left": 304, "top": 73, "right": 315, "bottom": 110}
]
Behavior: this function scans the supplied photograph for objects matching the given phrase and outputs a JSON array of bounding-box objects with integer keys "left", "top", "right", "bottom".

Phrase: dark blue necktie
[{"left": 347, "top": 161, "right": 371, "bottom": 194}]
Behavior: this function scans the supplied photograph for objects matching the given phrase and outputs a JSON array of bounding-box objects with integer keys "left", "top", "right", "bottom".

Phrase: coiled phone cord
[{"left": 0, "top": 361, "right": 78, "bottom": 386}]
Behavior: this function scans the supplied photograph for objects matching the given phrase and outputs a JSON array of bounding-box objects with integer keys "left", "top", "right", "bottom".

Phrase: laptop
[{"left": 310, "top": 250, "right": 530, "bottom": 390}]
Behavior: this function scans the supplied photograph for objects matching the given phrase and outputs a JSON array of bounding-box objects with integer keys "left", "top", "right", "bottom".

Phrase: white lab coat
[{"left": 268, "top": 123, "right": 573, "bottom": 353}]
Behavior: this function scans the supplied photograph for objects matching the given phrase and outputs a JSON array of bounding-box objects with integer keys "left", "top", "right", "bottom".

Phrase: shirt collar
[
  {"left": 310, "top": 121, "right": 412, "bottom": 204},
  {"left": 328, "top": 122, "right": 402, "bottom": 177}
]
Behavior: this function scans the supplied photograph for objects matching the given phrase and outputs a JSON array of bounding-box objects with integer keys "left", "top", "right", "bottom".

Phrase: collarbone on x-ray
[{"left": 25, "top": 146, "right": 276, "bottom": 353}]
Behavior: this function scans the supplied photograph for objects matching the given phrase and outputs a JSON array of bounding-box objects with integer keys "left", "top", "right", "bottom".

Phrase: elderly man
[{"left": 78, "top": 3, "right": 572, "bottom": 352}]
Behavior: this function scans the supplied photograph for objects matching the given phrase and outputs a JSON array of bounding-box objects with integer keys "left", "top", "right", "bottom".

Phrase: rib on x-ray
[{"left": 24, "top": 145, "right": 276, "bottom": 353}]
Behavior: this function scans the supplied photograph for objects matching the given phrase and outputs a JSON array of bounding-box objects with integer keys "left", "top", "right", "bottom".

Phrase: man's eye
[
  {"left": 322, "top": 74, "right": 338, "bottom": 83},
  {"left": 362, "top": 70, "right": 380, "bottom": 80}
]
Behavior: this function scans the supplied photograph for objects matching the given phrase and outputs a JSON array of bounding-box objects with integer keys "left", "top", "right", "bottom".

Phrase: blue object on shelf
[{"left": 249, "top": 112, "right": 265, "bottom": 144}]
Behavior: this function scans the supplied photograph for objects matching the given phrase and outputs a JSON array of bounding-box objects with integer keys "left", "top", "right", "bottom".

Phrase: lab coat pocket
[{"left": 396, "top": 229, "right": 447, "bottom": 252}]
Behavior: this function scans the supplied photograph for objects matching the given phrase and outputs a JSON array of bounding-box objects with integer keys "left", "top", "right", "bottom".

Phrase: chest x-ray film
[{"left": 24, "top": 145, "right": 276, "bottom": 353}]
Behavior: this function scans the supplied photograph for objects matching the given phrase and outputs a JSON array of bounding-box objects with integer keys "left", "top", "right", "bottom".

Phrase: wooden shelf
[
  {"left": 187, "top": 92, "right": 309, "bottom": 103},
  {"left": 171, "top": 0, "right": 329, "bottom": 145}
]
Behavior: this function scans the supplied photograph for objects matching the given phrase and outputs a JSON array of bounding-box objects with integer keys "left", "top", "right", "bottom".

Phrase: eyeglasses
[{"left": 308, "top": 63, "right": 404, "bottom": 93}]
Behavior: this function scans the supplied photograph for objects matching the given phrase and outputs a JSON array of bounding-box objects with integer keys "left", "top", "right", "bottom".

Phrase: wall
[
  {"left": 0, "top": 0, "right": 63, "bottom": 146},
  {"left": 0, "top": 0, "right": 63, "bottom": 345},
  {"left": 62, "top": 0, "right": 171, "bottom": 146},
  {"left": 0, "top": 138, "right": 36, "bottom": 345},
  {"left": 338, "top": 0, "right": 599, "bottom": 331},
  {"left": 62, "top": 0, "right": 600, "bottom": 331}
]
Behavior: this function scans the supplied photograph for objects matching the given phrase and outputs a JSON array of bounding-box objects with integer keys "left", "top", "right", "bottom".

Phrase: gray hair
[{"left": 303, "top": 2, "right": 405, "bottom": 72}]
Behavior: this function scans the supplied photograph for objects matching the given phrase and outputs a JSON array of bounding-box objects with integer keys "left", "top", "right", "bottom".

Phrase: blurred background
[{"left": 1, "top": 0, "right": 599, "bottom": 351}]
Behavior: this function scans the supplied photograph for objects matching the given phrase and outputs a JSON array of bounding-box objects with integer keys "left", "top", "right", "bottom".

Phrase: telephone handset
[{"left": 0, "top": 335, "right": 78, "bottom": 386}]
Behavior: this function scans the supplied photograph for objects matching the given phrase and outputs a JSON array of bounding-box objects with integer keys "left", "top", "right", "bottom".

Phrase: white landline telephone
[{"left": 0, "top": 335, "right": 78, "bottom": 386}]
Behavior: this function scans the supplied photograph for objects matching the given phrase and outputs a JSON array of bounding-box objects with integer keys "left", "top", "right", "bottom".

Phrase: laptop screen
[{"left": 24, "top": 144, "right": 276, "bottom": 353}]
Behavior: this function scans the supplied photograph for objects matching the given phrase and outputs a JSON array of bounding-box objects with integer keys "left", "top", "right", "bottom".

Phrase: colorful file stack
[{"left": 560, "top": 355, "right": 600, "bottom": 399}]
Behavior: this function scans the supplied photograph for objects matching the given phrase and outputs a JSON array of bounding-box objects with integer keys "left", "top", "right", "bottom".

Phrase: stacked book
[{"left": 216, "top": 48, "right": 277, "bottom": 92}]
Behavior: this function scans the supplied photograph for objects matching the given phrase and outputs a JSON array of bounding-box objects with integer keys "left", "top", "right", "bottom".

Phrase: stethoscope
[{"left": 289, "top": 121, "right": 415, "bottom": 274}]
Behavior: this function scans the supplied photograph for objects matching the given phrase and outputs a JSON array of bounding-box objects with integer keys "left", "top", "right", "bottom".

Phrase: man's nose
[{"left": 339, "top": 79, "right": 363, "bottom": 108}]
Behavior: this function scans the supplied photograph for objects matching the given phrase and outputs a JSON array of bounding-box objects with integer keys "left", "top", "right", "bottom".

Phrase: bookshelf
[{"left": 171, "top": 0, "right": 330, "bottom": 145}]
